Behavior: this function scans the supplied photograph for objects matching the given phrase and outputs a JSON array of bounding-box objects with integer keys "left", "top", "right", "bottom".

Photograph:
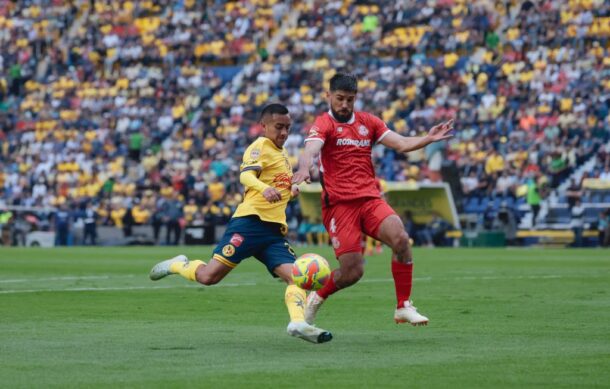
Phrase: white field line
[
  {"left": 0, "top": 275, "right": 136, "bottom": 283},
  {"left": 0, "top": 282, "right": 257, "bottom": 294},
  {"left": 0, "top": 274, "right": 573, "bottom": 295}
]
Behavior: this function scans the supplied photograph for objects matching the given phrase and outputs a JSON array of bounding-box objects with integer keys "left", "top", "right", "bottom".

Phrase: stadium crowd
[{"left": 1, "top": 0, "right": 609, "bottom": 247}]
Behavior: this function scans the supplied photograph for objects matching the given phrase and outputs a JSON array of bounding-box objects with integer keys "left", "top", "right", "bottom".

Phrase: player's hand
[
  {"left": 292, "top": 169, "right": 311, "bottom": 185},
  {"left": 291, "top": 184, "right": 300, "bottom": 198},
  {"left": 427, "top": 118, "right": 455, "bottom": 142},
  {"left": 263, "top": 187, "right": 282, "bottom": 203}
]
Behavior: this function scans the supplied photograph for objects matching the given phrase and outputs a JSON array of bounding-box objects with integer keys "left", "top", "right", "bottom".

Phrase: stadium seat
[
  {"left": 476, "top": 198, "right": 490, "bottom": 213},
  {"left": 584, "top": 207, "right": 604, "bottom": 224},
  {"left": 589, "top": 193, "right": 603, "bottom": 203},
  {"left": 546, "top": 207, "right": 571, "bottom": 224},
  {"left": 464, "top": 197, "right": 479, "bottom": 214}
]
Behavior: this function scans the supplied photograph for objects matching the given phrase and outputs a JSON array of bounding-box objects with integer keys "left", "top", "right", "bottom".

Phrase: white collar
[{"left": 328, "top": 109, "right": 355, "bottom": 125}]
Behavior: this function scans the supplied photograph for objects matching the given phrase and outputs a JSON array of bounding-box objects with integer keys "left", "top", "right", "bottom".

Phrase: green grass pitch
[{"left": 1, "top": 247, "right": 609, "bottom": 388}]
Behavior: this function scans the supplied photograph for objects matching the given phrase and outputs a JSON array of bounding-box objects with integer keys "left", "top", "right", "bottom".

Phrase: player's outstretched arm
[
  {"left": 380, "top": 118, "right": 454, "bottom": 153},
  {"left": 292, "top": 140, "right": 323, "bottom": 184}
]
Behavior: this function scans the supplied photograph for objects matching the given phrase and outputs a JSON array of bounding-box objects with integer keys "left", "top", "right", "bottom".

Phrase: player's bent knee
[
  {"left": 390, "top": 232, "right": 410, "bottom": 251},
  {"left": 342, "top": 266, "right": 364, "bottom": 286},
  {"left": 198, "top": 275, "right": 219, "bottom": 286}
]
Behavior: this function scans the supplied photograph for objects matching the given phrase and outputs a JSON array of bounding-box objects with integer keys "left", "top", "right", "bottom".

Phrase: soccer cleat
[
  {"left": 287, "top": 321, "right": 332, "bottom": 344},
  {"left": 394, "top": 300, "right": 429, "bottom": 326},
  {"left": 149, "top": 254, "right": 188, "bottom": 281},
  {"left": 304, "top": 291, "right": 325, "bottom": 324}
]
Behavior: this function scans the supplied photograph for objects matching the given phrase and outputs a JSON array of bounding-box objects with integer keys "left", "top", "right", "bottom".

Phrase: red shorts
[{"left": 322, "top": 197, "right": 396, "bottom": 257}]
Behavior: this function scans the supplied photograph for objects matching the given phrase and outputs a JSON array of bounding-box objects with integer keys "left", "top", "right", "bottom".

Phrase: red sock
[
  {"left": 392, "top": 261, "right": 413, "bottom": 309},
  {"left": 317, "top": 270, "right": 340, "bottom": 299}
]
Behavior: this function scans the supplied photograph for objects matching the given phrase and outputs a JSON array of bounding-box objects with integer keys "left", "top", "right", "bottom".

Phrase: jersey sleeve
[
  {"left": 368, "top": 114, "right": 392, "bottom": 144},
  {"left": 240, "top": 141, "right": 266, "bottom": 175},
  {"left": 304, "top": 115, "right": 329, "bottom": 144}
]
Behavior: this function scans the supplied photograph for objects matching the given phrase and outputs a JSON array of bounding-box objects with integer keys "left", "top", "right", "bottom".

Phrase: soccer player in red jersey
[{"left": 292, "top": 73, "right": 454, "bottom": 327}]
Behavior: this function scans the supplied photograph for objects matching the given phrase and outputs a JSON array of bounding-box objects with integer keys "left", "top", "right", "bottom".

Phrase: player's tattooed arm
[
  {"left": 380, "top": 118, "right": 454, "bottom": 153},
  {"left": 292, "top": 140, "right": 323, "bottom": 184}
]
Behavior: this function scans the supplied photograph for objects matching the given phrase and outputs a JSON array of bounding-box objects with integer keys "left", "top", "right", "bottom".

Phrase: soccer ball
[{"left": 291, "top": 253, "right": 331, "bottom": 291}]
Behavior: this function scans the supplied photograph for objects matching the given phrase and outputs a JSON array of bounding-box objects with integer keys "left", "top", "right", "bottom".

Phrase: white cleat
[
  {"left": 304, "top": 292, "right": 325, "bottom": 325},
  {"left": 394, "top": 300, "right": 429, "bottom": 326},
  {"left": 287, "top": 321, "right": 332, "bottom": 344},
  {"left": 149, "top": 255, "right": 188, "bottom": 281}
]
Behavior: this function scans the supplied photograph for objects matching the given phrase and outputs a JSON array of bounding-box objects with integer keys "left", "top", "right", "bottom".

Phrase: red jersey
[{"left": 304, "top": 111, "right": 391, "bottom": 206}]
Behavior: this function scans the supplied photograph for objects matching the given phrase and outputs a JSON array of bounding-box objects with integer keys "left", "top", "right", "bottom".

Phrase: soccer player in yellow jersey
[{"left": 149, "top": 104, "right": 332, "bottom": 344}]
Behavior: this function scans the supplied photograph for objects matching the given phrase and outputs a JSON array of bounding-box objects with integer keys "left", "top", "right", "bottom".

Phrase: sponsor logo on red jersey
[
  {"left": 230, "top": 233, "right": 244, "bottom": 247},
  {"left": 336, "top": 138, "right": 371, "bottom": 147}
]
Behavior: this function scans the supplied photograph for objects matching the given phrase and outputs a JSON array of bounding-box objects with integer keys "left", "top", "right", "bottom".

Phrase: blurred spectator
[
  {"left": 599, "top": 209, "right": 610, "bottom": 247},
  {"left": 403, "top": 210, "right": 434, "bottom": 247},
  {"left": 83, "top": 202, "right": 98, "bottom": 245},
  {"left": 570, "top": 198, "right": 585, "bottom": 247},
  {"left": 483, "top": 202, "right": 497, "bottom": 230},
  {"left": 427, "top": 212, "right": 453, "bottom": 247},
  {"left": 494, "top": 202, "right": 518, "bottom": 245},
  {"left": 54, "top": 204, "right": 71, "bottom": 246},
  {"left": 1, "top": 211, "right": 12, "bottom": 246},
  {"left": 122, "top": 206, "right": 135, "bottom": 238},
  {"left": 565, "top": 178, "right": 582, "bottom": 208},
  {"left": 151, "top": 204, "right": 164, "bottom": 244},
  {"left": 164, "top": 193, "right": 183, "bottom": 245},
  {"left": 527, "top": 175, "right": 543, "bottom": 228}
]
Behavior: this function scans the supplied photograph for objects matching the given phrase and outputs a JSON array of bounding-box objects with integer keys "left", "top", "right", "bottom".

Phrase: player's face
[
  {"left": 328, "top": 90, "right": 356, "bottom": 123},
  {"left": 263, "top": 113, "right": 291, "bottom": 148}
]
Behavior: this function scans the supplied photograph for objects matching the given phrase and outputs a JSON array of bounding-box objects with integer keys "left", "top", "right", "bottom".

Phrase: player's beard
[{"left": 330, "top": 107, "right": 353, "bottom": 123}]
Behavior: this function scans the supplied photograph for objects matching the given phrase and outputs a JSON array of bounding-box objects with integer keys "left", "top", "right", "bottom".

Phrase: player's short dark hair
[
  {"left": 329, "top": 73, "right": 358, "bottom": 93},
  {"left": 260, "top": 103, "right": 289, "bottom": 121}
]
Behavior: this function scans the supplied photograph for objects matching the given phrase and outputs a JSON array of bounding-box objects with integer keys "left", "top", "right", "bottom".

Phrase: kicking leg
[
  {"left": 274, "top": 263, "right": 332, "bottom": 344},
  {"left": 149, "top": 255, "right": 233, "bottom": 286},
  {"left": 305, "top": 251, "right": 364, "bottom": 324},
  {"left": 377, "top": 214, "right": 428, "bottom": 326}
]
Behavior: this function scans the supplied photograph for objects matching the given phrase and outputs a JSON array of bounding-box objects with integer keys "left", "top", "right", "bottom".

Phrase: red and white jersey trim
[
  {"left": 376, "top": 129, "right": 392, "bottom": 144},
  {"left": 304, "top": 137, "right": 325, "bottom": 144}
]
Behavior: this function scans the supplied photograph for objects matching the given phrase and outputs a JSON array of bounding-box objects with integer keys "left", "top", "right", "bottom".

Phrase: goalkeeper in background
[{"left": 149, "top": 103, "right": 332, "bottom": 344}]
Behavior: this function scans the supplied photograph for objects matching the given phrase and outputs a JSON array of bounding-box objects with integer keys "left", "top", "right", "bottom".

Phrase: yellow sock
[
  {"left": 285, "top": 285, "right": 306, "bottom": 323},
  {"left": 306, "top": 233, "right": 314, "bottom": 245},
  {"left": 317, "top": 232, "right": 325, "bottom": 245},
  {"left": 170, "top": 259, "right": 205, "bottom": 282}
]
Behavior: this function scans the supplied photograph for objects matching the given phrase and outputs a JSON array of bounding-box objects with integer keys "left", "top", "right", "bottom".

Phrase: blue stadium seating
[
  {"left": 546, "top": 207, "right": 571, "bottom": 224},
  {"left": 584, "top": 207, "right": 604, "bottom": 223}
]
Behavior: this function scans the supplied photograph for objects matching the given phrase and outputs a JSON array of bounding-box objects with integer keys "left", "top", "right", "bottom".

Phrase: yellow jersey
[{"left": 233, "top": 137, "right": 292, "bottom": 227}]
